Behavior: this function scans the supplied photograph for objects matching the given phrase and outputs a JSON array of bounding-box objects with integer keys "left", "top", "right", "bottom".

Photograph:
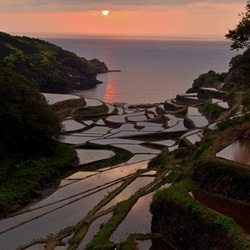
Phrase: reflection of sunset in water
[
  {"left": 104, "top": 75, "right": 117, "bottom": 103},
  {"left": 216, "top": 140, "right": 250, "bottom": 165}
]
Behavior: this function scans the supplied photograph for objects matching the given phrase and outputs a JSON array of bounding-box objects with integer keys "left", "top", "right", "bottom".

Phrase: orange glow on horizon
[{"left": 0, "top": 3, "right": 246, "bottom": 38}]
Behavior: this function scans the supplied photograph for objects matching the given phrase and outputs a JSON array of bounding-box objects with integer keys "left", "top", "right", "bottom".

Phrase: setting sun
[{"left": 102, "top": 10, "right": 110, "bottom": 16}]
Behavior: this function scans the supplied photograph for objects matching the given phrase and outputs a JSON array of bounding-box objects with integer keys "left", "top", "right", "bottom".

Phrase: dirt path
[{"left": 216, "top": 91, "right": 244, "bottom": 122}]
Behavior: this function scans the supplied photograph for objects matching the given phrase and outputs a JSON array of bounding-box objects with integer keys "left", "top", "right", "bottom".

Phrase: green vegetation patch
[
  {"left": 202, "top": 99, "right": 225, "bottom": 119},
  {"left": 79, "top": 143, "right": 133, "bottom": 171},
  {"left": 74, "top": 104, "right": 109, "bottom": 120},
  {"left": 0, "top": 32, "right": 98, "bottom": 93},
  {"left": 150, "top": 184, "right": 249, "bottom": 249},
  {"left": 0, "top": 143, "right": 78, "bottom": 217},
  {"left": 0, "top": 66, "right": 62, "bottom": 157},
  {"left": 51, "top": 97, "right": 87, "bottom": 116},
  {"left": 148, "top": 149, "right": 170, "bottom": 171},
  {"left": 192, "top": 158, "right": 250, "bottom": 203},
  {"left": 186, "top": 70, "right": 226, "bottom": 93}
]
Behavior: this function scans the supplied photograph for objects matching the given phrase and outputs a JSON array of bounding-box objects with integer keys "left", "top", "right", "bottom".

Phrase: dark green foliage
[
  {"left": 0, "top": 32, "right": 98, "bottom": 93},
  {"left": 241, "top": 89, "right": 250, "bottom": 121},
  {"left": 225, "top": 48, "right": 250, "bottom": 88},
  {"left": 202, "top": 99, "right": 225, "bottom": 119},
  {"left": 0, "top": 143, "right": 77, "bottom": 217},
  {"left": 186, "top": 70, "right": 227, "bottom": 93},
  {"left": 150, "top": 184, "right": 249, "bottom": 249},
  {"left": 148, "top": 149, "right": 169, "bottom": 170},
  {"left": 89, "top": 58, "right": 109, "bottom": 73},
  {"left": 225, "top": 86, "right": 238, "bottom": 100},
  {"left": 243, "top": 88, "right": 250, "bottom": 114},
  {"left": 0, "top": 65, "right": 73, "bottom": 216},
  {"left": 224, "top": 2, "right": 250, "bottom": 88},
  {"left": 192, "top": 158, "right": 250, "bottom": 202},
  {"left": 0, "top": 66, "right": 61, "bottom": 157},
  {"left": 225, "top": 1, "right": 250, "bottom": 50},
  {"left": 118, "top": 235, "right": 139, "bottom": 250},
  {"left": 215, "top": 117, "right": 243, "bottom": 131}
]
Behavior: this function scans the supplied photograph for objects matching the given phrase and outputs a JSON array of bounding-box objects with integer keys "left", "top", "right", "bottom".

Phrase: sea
[{"left": 44, "top": 35, "right": 241, "bottom": 104}]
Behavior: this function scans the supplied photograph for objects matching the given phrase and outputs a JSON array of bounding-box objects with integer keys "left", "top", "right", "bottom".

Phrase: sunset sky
[{"left": 0, "top": 0, "right": 247, "bottom": 39}]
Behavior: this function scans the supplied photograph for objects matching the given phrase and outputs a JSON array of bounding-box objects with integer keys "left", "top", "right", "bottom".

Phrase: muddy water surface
[
  {"left": 100, "top": 176, "right": 155, "bottom": 211},
  {"left": 216, "top": 139, "right": 250, "bottom": 165},
  {"left": 0, "top": 184, "right": 120, "bottom": 250},
  {"left": 110, "top": 192, "right": 155, "bottom": 243},
  {"left": 137, "top": 238, "right": 175, "bottom": 250},
  {"left": 193, "top": 191, "right": 250, "bottom": 235},
  {"left": 77, "top": 213, "right": 113, "bottom": 249}
]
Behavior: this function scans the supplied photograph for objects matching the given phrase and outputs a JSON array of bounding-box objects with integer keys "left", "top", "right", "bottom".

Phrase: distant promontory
[{"left": 0, "top": 31, "right": 109, "bottom": 93}]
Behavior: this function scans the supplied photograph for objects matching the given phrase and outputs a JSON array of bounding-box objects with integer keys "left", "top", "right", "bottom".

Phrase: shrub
[
  {"left": 148, "top": 149, "right": 169, "bottom": 170},
  {"left": 202, "top": 99, "right": 225, "bottom": 119},
  {"left": 150, "top": 184, "right": 249, "bottom": 249}
]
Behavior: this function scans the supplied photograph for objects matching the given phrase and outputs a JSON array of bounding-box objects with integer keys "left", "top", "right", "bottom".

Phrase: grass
[
  {"left": 78, "top": 143, "right": 133, "bottom": 171},
  {"left": 150, "top": 184, "right": 249, "bottom": 249},
  {"left": 202, "top": 99, "right": 225, "bottom": 119},
  {"left": 0, "top": 143, "right": 78, "bottom": 217},
  {"left": 10, "top": 112, "right": 250, "bottom": 249},
  {"left": 16, "top": 144, "right": 138, "bottom": 249}
]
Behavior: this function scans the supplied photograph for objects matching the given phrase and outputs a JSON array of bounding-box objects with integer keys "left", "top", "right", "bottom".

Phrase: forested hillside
[
  {"left": 0, "top": 32, "right": 107, "bottom": 93},
  {"left": 0, "top": 33, "right": 85, "bottom": 216}
]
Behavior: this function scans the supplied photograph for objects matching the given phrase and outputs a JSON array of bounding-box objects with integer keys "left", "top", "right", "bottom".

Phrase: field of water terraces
[{"left": 1, "top": 89, "right": 244, "bottom": 249}]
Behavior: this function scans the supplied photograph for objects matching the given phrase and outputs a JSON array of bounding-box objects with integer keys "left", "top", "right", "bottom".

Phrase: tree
[
  {"left": 186, "top": 70, "right": 226, "bottom": 93},
  {"left": 225, "top": 1, "right": 250, "bottom": 50},
  {"left": 0, "top": 66, "right": 62, "bottom": 157}
]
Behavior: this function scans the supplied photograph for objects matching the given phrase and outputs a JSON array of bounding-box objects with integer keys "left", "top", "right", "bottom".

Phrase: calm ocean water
[{"left": 46, "top": 36, "right": 240, "bottom": 104}]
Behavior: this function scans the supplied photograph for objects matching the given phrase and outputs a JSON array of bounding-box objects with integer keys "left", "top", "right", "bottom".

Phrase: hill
[{"left": 0, "top": 31, "right": 108, "bottom": 93}]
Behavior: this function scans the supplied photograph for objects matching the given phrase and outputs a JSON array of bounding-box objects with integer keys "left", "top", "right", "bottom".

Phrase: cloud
[{"left": 0, "top": 0, "right": 247, "bottom": 13}]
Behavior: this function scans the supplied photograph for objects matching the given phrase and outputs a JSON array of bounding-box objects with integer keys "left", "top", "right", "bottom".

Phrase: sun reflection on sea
[{"left": 104, "top": 74, "right": 117, "bottom": 103}]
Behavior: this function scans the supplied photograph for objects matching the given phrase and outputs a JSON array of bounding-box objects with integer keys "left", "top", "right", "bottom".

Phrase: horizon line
[{"left": 8, "top": 31, "right": 228, "bottom": 42}]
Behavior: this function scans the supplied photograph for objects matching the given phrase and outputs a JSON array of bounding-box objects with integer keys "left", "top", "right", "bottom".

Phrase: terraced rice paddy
[
  {"left": 0, "top": 91, "right": 238, "bottom": 249},
  {"left": 216, "top": 139, "right": 250, "bottom": 165}
]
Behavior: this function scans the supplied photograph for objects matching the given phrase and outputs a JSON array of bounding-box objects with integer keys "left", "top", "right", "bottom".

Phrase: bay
[{"left": 45, "top": 36, "right": 240, "bottom": 104}]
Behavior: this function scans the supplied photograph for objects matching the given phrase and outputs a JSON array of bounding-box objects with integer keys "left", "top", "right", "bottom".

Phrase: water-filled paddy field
[{"left": 1, "top": 92, "right": 248, "bottom": 249}]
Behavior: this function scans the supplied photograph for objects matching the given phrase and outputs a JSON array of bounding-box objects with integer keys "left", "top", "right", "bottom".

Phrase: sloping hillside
[{"left": 0, "top": 32, "right": 108, "bottom": 93}]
